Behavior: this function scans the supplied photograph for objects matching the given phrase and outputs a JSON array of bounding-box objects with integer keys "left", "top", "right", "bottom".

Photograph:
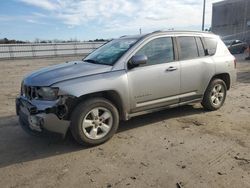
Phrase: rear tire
[
  {"left": 70, "top": 98, "right": 119, "bottom": 146},
  {"left": 201, "top": 79, "right": 227, "bottom": 111}
]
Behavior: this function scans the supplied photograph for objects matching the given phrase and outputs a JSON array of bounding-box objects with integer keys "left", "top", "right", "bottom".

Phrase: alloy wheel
[
  {"left": 210, "top": 84, "right": 225, "bottom": 106},
  {"left": 82, "top": 107, "right": 113, "bottom": 140}
]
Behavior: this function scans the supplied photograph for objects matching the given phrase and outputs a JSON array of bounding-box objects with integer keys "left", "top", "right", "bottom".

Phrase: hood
[{"left": 23, "top": 61, "right": 112, "bottom": 86}]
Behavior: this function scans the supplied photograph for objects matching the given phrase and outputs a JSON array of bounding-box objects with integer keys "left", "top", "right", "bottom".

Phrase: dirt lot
[{"left": 0, "top": 55, "right": 249, "bottom": 188}]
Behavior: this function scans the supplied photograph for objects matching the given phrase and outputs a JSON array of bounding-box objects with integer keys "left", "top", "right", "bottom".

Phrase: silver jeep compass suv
[{"left": 16, "top": 31, "right": 237, "bottom": 145}]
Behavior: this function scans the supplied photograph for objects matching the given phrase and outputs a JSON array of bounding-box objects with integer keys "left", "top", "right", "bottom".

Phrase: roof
[
  {"left": 119, "top": 30, "right": 216, "bottom": 40},
  {"left": 119, "top": 34, "right": 147, "bottom": 39}
]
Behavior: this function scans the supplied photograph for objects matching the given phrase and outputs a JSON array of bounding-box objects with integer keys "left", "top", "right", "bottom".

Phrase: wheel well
[
  {"left": 68, "top": 91, "right": 125, "bottom": 120},
  {"left": 212, "top": 73, "right": 230, "bottom": 90}
]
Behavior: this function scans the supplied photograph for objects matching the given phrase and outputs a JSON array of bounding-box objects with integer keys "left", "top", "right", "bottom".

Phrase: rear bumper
[{"left": 16, "top": 97, "right": 70, "bottom": 137}]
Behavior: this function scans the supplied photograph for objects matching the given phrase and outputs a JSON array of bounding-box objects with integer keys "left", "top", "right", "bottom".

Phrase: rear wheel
[
  {"left": 70, "top": 98, "right": 119, "bottom": 146},
  {"left": 201, "top": 79, "right": 227, "bottom": 111}
]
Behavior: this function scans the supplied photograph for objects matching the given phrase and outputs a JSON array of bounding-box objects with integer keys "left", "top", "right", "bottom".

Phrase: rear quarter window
[{"left": 204, "top": 37, "right": 218, "bottom": 56}]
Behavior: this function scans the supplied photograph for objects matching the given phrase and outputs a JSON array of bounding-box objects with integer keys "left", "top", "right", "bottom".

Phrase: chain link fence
[{"left": 0, "top": 42, "right": 106, "bottom": 60}]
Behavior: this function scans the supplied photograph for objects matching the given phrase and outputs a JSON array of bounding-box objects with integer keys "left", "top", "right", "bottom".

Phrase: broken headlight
[{"left": 36, "top": 87, "right": 59, "bottom": 100}]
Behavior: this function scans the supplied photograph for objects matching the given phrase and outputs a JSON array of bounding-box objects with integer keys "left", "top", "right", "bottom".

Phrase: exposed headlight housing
[{"left": 36, "top": 87, "right": 59, "bottom": 100}]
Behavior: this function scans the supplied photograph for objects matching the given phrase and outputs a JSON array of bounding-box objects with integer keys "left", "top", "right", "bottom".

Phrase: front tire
[
  {"left": 70, "top": 98, "right": 119, "bottom": 146},
  {"left": 201, "top": 79, "right": 227, "bottom": 111}
]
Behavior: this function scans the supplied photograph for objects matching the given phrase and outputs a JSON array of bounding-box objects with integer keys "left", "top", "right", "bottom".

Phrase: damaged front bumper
[{"left": 16, "top": 96, "right": 70, "bottom": 137}]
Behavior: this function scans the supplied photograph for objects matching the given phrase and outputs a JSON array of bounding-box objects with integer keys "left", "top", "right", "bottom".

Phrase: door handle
[{"left": 166, "top": 66, "right": 177, "bottom": 72}]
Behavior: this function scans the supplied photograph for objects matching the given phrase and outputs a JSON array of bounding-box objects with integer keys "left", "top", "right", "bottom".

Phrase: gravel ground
[{"left": 0, "top": 55, "right": 249, "bottom": 188}]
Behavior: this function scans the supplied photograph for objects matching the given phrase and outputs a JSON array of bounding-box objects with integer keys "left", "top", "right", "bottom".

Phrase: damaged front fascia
[{"left": 36, "top": 95, "right": 76, "bottom": 120}]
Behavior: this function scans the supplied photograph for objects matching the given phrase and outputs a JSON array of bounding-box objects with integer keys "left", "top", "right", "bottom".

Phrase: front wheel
[
  {"left": 201, "top": 79, "right": 227, "bottom": 111},
  {"left": 70, "top": 98, "right": 119, "bottom": 146}
]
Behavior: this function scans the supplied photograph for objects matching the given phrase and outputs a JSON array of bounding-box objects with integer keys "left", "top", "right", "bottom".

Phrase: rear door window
[
  {"left": 178, "top": 36, "right": 199, "bottom": 60},
  {"left": 204, "top": 37, "right": 217, "bottom": 56}
]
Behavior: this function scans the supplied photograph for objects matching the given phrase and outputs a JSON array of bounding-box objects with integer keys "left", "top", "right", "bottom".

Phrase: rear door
[{"left": 177, "top": 36, "right": 214, "bottom": 102}]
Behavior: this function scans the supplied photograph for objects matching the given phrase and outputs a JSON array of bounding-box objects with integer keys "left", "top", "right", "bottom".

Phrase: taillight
[{"left": 234, "top": 59, "right": 236, "bottom": 69}]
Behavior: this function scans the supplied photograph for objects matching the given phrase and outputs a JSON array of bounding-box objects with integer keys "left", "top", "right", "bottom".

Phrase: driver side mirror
[{"left": 128, "top": 54, "right": 147, "bottom": 69}]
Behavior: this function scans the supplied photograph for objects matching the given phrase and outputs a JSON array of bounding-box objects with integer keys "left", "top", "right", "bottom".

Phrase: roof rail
[
  {"left": 149, "top": 30, "right": 214, "bottom": 35},
  {"left": 120, "top": 35, "right": 127, "bottom": 38},
  {"left": 151, "top": 30, "right": 162, "bottom": 34}
]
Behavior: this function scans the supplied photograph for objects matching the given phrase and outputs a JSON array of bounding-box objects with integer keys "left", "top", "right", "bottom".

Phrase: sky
[{"left": 0, "top": 0, "right": 222, "bottom": 41}]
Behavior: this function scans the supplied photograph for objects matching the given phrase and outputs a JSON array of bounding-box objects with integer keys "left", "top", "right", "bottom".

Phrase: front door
[{"left": 127, "top": 37, "right": 180, "bottom": 112}]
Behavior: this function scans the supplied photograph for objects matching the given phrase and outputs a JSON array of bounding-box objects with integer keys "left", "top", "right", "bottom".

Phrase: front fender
[{"left": 52, "top": 70, "right": 130, "bottom": 115}]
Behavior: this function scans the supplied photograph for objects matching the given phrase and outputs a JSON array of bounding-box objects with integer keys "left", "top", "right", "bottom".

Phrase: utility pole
[
  {"left": 202, "top": 0, "right": 206, "bottom": 31},
  {"left": 139, "top": 28, "right": 142, "bottom": 35}
]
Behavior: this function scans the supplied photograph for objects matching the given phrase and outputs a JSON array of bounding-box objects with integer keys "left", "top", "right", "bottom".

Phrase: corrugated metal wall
[
  {"left": 212, "top": 0, "right": 250, "bottom": 43},
  {"left": 0, "top": 42, "right": 105, "bottom": 59}
]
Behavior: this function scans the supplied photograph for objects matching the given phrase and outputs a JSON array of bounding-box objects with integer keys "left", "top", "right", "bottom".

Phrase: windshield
[{"left": 83, "top": 38, "right": 138, "bottom": 65}]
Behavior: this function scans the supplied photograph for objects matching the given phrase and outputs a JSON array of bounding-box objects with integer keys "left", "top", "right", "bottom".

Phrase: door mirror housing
[{"left": 128, "top": 55, "right": 147, "bottom": 68}]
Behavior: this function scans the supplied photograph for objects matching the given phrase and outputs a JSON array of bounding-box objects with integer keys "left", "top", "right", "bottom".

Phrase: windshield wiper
[
  {"left": 83, "top": 59, "right": 100, "bottom": 64},
  {"left": 83, "top": 59, "right": 112, "bottom": 66}
]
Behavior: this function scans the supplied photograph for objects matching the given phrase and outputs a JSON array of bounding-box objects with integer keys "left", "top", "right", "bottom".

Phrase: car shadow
[
  {"left": 118, "top": 105, "right": 205, "bottom": 133},
  {"left": 0, "top": 105, "right": 205, "bottom": 168}
]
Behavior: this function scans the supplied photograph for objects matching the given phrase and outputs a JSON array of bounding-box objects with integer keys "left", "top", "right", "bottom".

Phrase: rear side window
[
  {"left": 135, "top": 37, "right": 174, "bottom": 66},
  {"left": 178, "top": 36, "right": 199, "bottom": 60},
  {"left": 204, "top": 37, "right": 217, "bottom": 56},
  {"left": 195, "top": 37, "right": 205, "bottom": 57}
]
